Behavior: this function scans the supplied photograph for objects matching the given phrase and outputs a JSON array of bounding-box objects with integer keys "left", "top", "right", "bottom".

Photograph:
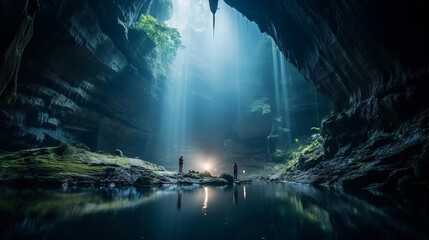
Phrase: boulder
[
  {"left": 115, "top": 149, "right": 124, "bottom": 157},
  {"left": 73, "top": 142, "right": 90, "bottom": 151},
  {"left": 199, "top": 170, "right": 212, "bottom": 178},
  {"left": 219, "top": 173, "right": 234, "bottom": 184},
  {"left": 201, "top": 177, "right": 229, "bottom": 186}
]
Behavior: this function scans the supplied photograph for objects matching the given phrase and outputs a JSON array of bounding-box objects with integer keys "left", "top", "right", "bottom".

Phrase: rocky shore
[{"left": 0, "top": 144, "right": 236, "bottom": 188}]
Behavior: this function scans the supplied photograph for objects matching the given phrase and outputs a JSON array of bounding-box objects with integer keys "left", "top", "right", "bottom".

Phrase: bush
[{"left": 136, "top": 14, "right": 183, "bottom": 56}]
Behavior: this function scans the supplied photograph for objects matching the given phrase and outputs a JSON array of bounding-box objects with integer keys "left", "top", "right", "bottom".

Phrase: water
[{"left": 1, "top": 183, "right": 428, "bottom": 240}]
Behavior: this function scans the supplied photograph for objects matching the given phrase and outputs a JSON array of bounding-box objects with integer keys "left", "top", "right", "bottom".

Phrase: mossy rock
[{"left": 0, "top": 145, "right": 165, "bottom": 187}]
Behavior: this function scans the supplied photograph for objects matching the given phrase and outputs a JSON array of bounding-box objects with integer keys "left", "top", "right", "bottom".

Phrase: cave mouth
[
  {"left": 153, "top": 0, "right": 331, "bottom": 173},
  {"left": 0, "top": 0, "right": 429, "bottom": 238}
]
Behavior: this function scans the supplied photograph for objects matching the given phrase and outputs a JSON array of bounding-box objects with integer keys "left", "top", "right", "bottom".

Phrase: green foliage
[
  {"left": 136, "top": 14, "right": 183, "bottom": 55},
  {"left": 277, "top": 134, "right": 325, "bottom": 174},
  {"left": 301, "top": 139, "right": 324, "bottom": 155}
]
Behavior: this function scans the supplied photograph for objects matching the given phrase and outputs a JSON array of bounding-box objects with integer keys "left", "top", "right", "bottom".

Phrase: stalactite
[{"left": 209, "top": 0, "right": 219, "bottom": 38}]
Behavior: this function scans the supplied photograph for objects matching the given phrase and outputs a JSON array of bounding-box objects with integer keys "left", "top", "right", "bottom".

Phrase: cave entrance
[{"left": 154, "top": 0, "right": 331, "bottom": 172}]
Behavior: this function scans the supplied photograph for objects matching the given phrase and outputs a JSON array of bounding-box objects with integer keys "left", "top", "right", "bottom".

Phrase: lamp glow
[{"left": 242, "top": 170, "right": 246, "bottom": 174}]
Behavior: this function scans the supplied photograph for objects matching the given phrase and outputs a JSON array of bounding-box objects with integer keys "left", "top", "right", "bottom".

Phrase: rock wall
[
  {"left": 224, "top": 0, "right": 429, "bottom": 190},
  {"left": 0, "top": 0, "right": 38, "bottom": 105},
  {"left": 0, "top": 0, "right": 171, "bottom": 157}
]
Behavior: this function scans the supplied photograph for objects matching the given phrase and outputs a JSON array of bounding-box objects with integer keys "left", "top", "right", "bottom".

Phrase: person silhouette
[
  {"left": 179, "top": 155, "right": 184, "bottom": 173},
  {"left": 232, "top": 163, "right": 238, "bottom": 180}
]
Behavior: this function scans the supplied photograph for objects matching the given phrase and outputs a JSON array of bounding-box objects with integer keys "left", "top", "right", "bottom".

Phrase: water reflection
[
  {"left": 202, "top": 187, "right": 208, "bottom": 215},
  {"left": 233, "top": 187, "right": 238, "bottom": 205},
  {"left": 177, "top": 191, "right": 182, "bottom": 211},
  {"left": 0, "top": 183, "right": 428, "bottom": 239},
  {"left": 243, "top": 185, "right": 246, "bottom": 200}
]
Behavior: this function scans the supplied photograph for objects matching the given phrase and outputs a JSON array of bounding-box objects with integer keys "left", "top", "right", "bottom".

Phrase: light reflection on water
[
  {"left": 202, "top": 187, "right": 208, "bottom": 215},
  {"left": 0, "top": 183, "right": 428, "bottom": 240}
]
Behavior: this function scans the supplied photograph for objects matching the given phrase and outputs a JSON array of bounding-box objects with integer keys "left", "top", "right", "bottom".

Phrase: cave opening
[
  {"left": 0, "top": 0, "right": 428, "bottom": 238},
  {"left": 154, "top": 0, "right": 331, "bottom": 173}
]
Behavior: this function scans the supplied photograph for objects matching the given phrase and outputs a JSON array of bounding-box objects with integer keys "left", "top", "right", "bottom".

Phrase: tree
[{"left": 136, "top": 14, "right": 183, "bottom": 56}]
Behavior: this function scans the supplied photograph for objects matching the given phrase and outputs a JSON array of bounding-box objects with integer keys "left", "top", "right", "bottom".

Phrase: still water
[{"left": 0, "top": 183, "right": 428, "bottom": 240}]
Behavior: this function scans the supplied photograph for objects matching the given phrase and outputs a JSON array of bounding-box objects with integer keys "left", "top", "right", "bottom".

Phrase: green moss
[
  {"left": 284, "top": 158, "right": 298, "bottom": 171},
  {"left": 0, "top": 148, "right": 106, "bottom": 179},
  {"left": 0, "top": 145, "right": 163, "bottom": 185},
  {"left": 275, "top": 135, "right": 325, "bottom": 174},
  {"left": 301, "top": 139, "right": 324, "bottom": 155}
]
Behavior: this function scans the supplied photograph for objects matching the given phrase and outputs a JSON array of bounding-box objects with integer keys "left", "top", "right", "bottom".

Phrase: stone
[
  {"left": 199, "top": 170, "right": 212, "bottom": 178},
  {"left": 201, "top": 177, "right": 229, "bottom": 186},
  {"left": 115, "top": 149, "right": 124, "bottom": 157},
  {"left": 0, "top": 145, "right": 165, "bottom": 187},
  {"left": 219, "top": 173, "right": 234, "bottom": 185},
  {"left": 55, "top": 142, "right": 70, "bottom": 155},
  {"left": 73, "top": 142, "right": 90, "bottom": 151}
]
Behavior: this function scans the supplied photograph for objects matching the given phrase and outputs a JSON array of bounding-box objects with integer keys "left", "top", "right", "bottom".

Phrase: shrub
[{"left": 136, "top": 14, "right": 183, "bottom": 56}]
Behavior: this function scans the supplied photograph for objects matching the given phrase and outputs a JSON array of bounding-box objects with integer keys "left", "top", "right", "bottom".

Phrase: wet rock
[
  {"left": 182, "top": 172, "right": 202, "bottom": 179},
  {"left": 201, "top": 177, "right": 228, "bottom": 186},
  {"left": 0, "top": 145, "right": 165, "bottom": 187},
  {"left": 73, "top": 142, "right": 90, "bottom": 151},
  {"left": 115, "top": 149, "right": 124, "bottom": 157},
  {"left": 219, "top": 173, "right": 234, "bottom": 184},
  {"left": 199, "top": 170, "right": 212, "bottom": 178},
  {"left": 97, "top": 150, "right": 110, "bottom": 155},
  {"left": 297, "top": 147, "right": 324, "bottom": 171},
  {"left": 55, "top": 142, "right": 70, "bottom": 155},
  {"left": 234, "top": 179, "right": 253, "bottom": 184},
  {"left": 273, "top": 119, "right": 429, "bottom": 192}
]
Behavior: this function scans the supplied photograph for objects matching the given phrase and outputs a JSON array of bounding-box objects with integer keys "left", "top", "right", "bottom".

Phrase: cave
[{"left": 0, "top": 0, "right": 428, "bottom": 238}]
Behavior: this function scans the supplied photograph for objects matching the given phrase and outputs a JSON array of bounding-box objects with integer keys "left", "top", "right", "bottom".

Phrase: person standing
[
  {"left": 232, "top": 163, "right": 238, "bottom": 180},
  {"left": 179, "top": 155, "right": 184, "bottom": 173}
]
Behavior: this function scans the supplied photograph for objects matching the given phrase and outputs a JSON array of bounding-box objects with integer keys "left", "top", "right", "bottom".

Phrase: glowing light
[
  {"left": 204, "top": 163, "right": 211, "bottom": 171},
  {"left": 243, "top": 185, "right": 246, "bottom": 200},
  {"left": 202, "top": 187, "right": 208, "bottom": 215},
  {"left": 242, "top": 170, "right": 246, "bottom": 174}
]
